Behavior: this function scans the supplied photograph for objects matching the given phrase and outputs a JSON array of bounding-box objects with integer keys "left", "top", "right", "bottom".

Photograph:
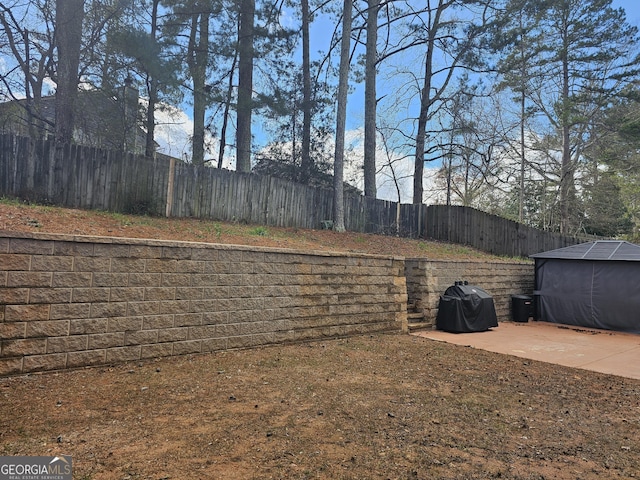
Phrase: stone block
[
  {"left": 144, "top": 287, "right": 175, "bottom": 301},
  {"left": 157, "top": 328, "right": 188, "bottom": 343},
  {"left": 107, "top": 316, "right": 143, "bottom": 332},
  {"left": 159, "top": 300, "right": 190, "bottom": 314},
  {"left": 30, "top": 287, "right": 72, "bottom": 304},
  {"left": 109, "top": 287, "right": 145, "bottom": 302},
  {"left": 175, "top": 287, "right": 204, "bottom": 300},
  {"left": 0, "top": 288, "right": 29, "bottom": 305},
  {"left": 226, "top": 333, "right": 273, "bottom": 349},
  {"left": 91, "top": 302, "right": 127, "bottom": 318},
  {"left": 47, "top": 335, "right": 88, "bottom": 353},
  {"left": 69, "top": 318, "right": 108, "bottom": 335},
  {"left": 189, "top": 300, "right": 218, "bottom": 313},
  {"left": 200, "top": 286, "right": 229, "bottom": 299},
  {"left": 127, "top": 301, "right": 160, "bottom": 316},
  {"left": 0, "top": 254, "right": 31, "bottom": 271},
  {"left": 203, "top": 262, "right": 232, "bottom": 274},
  {"left": 172, "top": 340, "right": 202, "bottom": 355},
  {"left": 26, "top": 320, "right": 70, "bottom": 338},
  {"left": 201, "top": 337, "right": 227, "bottom": 352},
  {"left": 216, "top": 250, "right": 243, "bottom": 263},
  {"left": 88, "top": 332, "right": 125, "bottom": 349},
  {"left": 50, "top": 303, "right": 91, "bottom": 320},
  {"left": 127, "top": 273, "right": 162, "bottom": 287},
  {"left": 93, "top": 243, "right": 131, "bottom": 258},
  {"left": 106, "top": 345, "right": 141, "bottom": 363},
  {"left": 9, "top": 238, "right": 54, "bottom": 255},
  {"left": 190, "top": 248, "right": 218, "bottom": 261},
  {"left": 161, "top": 274, "right": 191, "bottom": 287},
  {"left": 23, "top": 353, "right": 67, "bottom": 372},
  {"left": 31, "top": 255, "right": 73, "bottom": 272},
  {"left": 92, "top": 273, "right": 128, "bottom": 287},
  {"left": 174, "top": 313, "right": 203, "bottom": 327},
  {"left": 125, "top": 329, "right": 158, "bottom": 346},
  {"left": 188, "top": 325, "right": 216, "bottom": 339},
  {"left": 71, "top": 287, "right": 110, "bottom": 303},
  {"left": 145, "top": 258, "right": 178, "bottom": 273},
  {"left": 73, "top": 256, "right": 111, "bottom": 272},
  {"left": 142, "top": 315, "right": 175, "bottom": 330},
  {"left": 202, "top": 311, "right": 229, "bottom": 325},
  {"left": 129, "top": 244, "right": 163, "bottom": 259},
  {"left": 1, "top": 337, "right": 47, "bottom": 357},
  {"left": 141, "top": 343, "right": 173, "bottom": 359},
  {"left": 8, "top": 272, "right": 52, "bottom": 288},
  {"left": 111, "top": 257, "right": 146, "bottom": 273},
  {"left": 67, "top": 349, "right": 106, "bottom": 368},
  {"left": 190, "top": 274, "right": 219, "bottom": 287},
  {"left": 161, "top": 246, "right": 192, "bottom": 260},
  {"left": 5, "top": 304, "right": 50, "bottom": 322},
  {"left": 0, "top": 287, "right": 24, "bottom": 305},
  {"left": 176, "top": 260, "right": 204, "bottom": 274},
  {"left": 0, "top": 357, "right": 23, "bottom": 376},
  {"left": 53, "top": 271, "right": 93, "bottom": 288},
  {"left": 54, "top": 241, "right": 95, "bottom": 256},
  {"left": 226, "top": 286, "right": 254, "bottom": 298},
  {"left": 0, "top": 322, "right": 26, "bottom": 339}
]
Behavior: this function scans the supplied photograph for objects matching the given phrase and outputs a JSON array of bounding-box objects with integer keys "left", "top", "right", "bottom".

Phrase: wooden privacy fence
[
  {"left": 424, "top": 205, "right": 591, "bottom": 258},
  {"left": 0, "top": 134, "right": 588, "bottom": 256},
  {"left": 0, "top": 134, "right": 421, "bottom": 235}
]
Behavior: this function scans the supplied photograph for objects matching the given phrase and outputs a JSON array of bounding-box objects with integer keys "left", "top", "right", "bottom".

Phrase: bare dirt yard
[{"left": 1, "top": 202, "right": 640, "bottom": 479}]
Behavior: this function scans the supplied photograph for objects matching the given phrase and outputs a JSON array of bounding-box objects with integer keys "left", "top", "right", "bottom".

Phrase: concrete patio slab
[{"left": 413, "top": 321, "right": 640, "bottom": 380}]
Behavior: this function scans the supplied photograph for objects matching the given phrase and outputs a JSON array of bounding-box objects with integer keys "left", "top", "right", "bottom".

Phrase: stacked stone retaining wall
[
  {"left": 405, "top": 258, "right": 535, "bottom": 324},
  {"left": 0, "top": 232, "right": 407, "bottom": 376}
]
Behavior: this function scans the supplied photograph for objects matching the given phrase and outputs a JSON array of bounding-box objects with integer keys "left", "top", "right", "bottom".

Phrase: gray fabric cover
[{"left": 535, "top": 258, "right": 640, "bottom": 333}]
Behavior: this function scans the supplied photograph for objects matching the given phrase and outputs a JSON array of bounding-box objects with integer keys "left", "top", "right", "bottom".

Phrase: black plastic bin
[{"left": 511, "top": 295, "right": 533, "bottom": 323}]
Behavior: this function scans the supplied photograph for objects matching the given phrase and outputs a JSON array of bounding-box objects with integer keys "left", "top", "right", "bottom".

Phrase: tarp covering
[
  {"left": 436, "top": 284, "right": 498, "bottom": 333},
  {"left": 534, "top": 257, "right": 640, "bottom": 333}
]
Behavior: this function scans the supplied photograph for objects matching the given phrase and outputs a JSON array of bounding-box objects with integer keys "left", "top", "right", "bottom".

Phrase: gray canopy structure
[{"left": 531, "top": 240, "right": 640, "bottom": 333}]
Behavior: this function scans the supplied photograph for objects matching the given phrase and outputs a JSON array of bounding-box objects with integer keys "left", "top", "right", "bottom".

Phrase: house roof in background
[{"left": 530, "top": 240, "right": 640, "bottom": 261}]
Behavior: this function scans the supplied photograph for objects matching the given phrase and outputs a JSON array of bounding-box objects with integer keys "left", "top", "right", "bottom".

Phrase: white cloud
[
  {"left": 150, "top": 104, "right": 432, "bottom": 204},
  {"left": 152, "top": 103, "right": 235, "bottom": 169}
]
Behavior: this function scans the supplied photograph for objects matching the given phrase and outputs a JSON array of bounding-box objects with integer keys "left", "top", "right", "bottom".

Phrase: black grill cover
[{"left": 436, "top": 284, "right": 498, "bottom": 333}]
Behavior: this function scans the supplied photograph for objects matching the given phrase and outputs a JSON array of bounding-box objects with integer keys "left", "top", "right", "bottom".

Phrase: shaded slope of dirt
[{"left": 0, "top": 201, "right": 506, "bottom": 260}]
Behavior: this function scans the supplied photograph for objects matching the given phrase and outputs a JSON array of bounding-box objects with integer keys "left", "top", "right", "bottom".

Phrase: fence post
[{"left": 166, "top": 157, "right": 175, "bottom": 217}]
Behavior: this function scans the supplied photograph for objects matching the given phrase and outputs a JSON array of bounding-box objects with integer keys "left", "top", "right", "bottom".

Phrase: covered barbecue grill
[{"left": 436, "top": 282, "right": 498, "bottom": 333}]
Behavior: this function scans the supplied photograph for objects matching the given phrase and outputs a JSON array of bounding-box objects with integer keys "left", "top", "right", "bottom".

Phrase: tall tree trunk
[
  {"left": 363, "top": 0, "right": 378, "bottom": 198},
  {"left": 145, "top": 75, "right": 158, "bottom": 157},
  {"left": 219, "top": 48, "right": 238, "bottom": 169},
  {"left": 519, "top": 87, "right": 526, "bottom": 222},
  {"left": 412, "top": 2, "right": 444, "bottom": 205},
  {"left": 413, "top": 34, "right": 437, "bottom": 204},
  {"left": 333, "top": 0, "right": 352, "bottom": 232},
  {"left": 55, "top": 0, "right": 84, "bottom": 145},
  {"left": 145, "top": 0, "right": 160, "bottom": 158},
  {"left": 559, "top": 12, "right": 571, "bottom": 234},
  {"left": 518, "top": 15, "right": 526, "bottom": 224},
  {"left": 236, "top": 0, "right": 254, "bottom": 173},
  {"left": 300, "top": 0, "right": 312, "bottom": 182},
  {"left": 187, "top": 2, "right": 209, "bottom": 166}
]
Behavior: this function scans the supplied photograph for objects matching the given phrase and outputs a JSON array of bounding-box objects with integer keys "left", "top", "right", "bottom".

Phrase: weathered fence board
[
  {"left": 424, "top": 205, "right": 594, "bottom": 258},
  {"left": 0, "top": 134, "right": 596, "bottom": 257}
]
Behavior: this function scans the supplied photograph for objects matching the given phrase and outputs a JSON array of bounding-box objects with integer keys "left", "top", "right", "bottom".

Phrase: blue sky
[
  {"left": 614, "top": 0, "right": 640, "bottom": 25},
  {"left": 155, "top": 0, "right": 640, "bottom": 200}
]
